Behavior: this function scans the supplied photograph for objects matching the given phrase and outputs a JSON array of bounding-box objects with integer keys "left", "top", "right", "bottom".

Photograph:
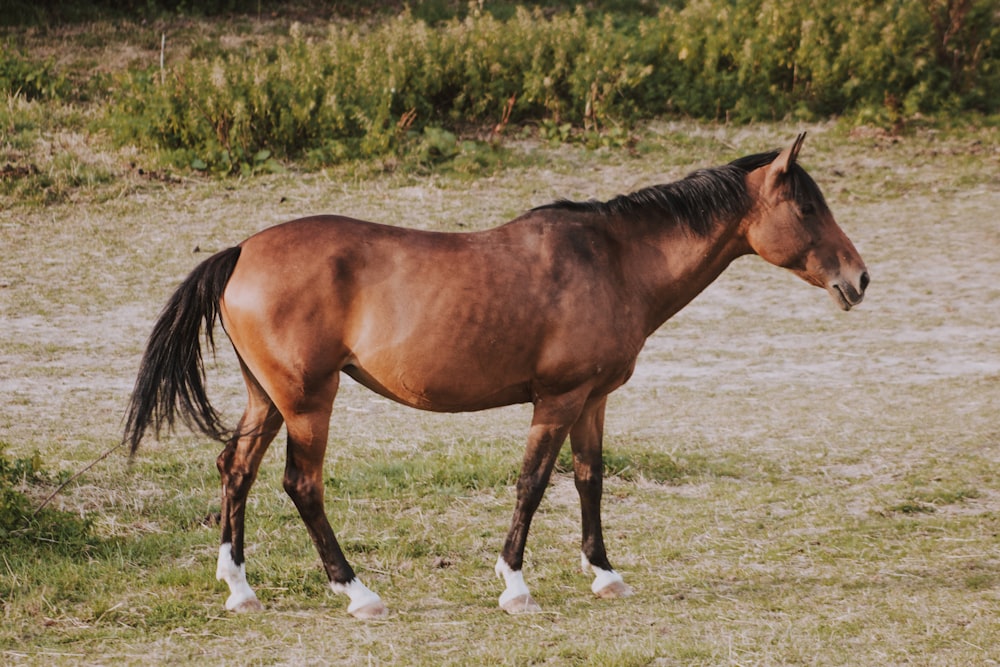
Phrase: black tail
[{"left": 124, "top": 246, "right": 243, "bottom": 455}]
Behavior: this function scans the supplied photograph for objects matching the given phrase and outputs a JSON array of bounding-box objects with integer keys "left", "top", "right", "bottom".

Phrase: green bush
[
  {"left": 0, "top": 446, "right": 93, "bottom": 550},
  {"left": 111, "top": 7, "right": 654, "bottom": 173},
  {"left": 108, "top": 0, "right": 1000, "bottom": 173},
  {"left": 0, "top": 49, "right": 69, "bottom": 101},
  {"left": 641, "top": 0, "right": 999, "bottom": 121}
]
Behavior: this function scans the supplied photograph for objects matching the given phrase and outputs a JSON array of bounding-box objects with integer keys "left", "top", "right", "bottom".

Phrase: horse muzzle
[{"left": 828, "top": 270, "right": 870, "bottom": 311}]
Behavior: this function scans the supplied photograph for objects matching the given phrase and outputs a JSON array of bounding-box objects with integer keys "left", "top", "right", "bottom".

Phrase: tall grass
[{"left": 109, "top": 7, "right": 654, "bottom": 173}]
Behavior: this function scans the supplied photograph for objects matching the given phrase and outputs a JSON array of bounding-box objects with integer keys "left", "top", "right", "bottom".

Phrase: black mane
[{"left": 534, "top": 150, "right": 826, "bottom": 236}]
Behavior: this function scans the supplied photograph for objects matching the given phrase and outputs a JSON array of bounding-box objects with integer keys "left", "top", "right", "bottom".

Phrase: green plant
[
  {"left": 102, "top": 7, "right": 665, "bottom": 173},
  {"left": 0, "top": 445, "right": 93, "bottom": 549},
  {"left": 0, "top": 49, "right": 69, "bottom": 101},
  {"left": 104, "top": 1, "right": 1000, "bottom": 174}
]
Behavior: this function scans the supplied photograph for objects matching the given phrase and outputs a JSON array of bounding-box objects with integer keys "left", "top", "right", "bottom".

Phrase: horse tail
[{"left": 124, "top": 246, "right": 242, "bottom": 455}]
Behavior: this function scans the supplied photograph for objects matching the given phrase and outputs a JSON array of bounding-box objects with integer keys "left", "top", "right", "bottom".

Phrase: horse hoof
[
  {"left": 349, "top": 599, "right": 389, "bottom": 620},
  {"left": 500, "top": 594, "right": 542, "bottom": 614},
  {"left": 229, "top": 597, "right": 264, "bottom": 613},
  {"left": 594, "top": 580, "right": 634, "bottom": 599}
]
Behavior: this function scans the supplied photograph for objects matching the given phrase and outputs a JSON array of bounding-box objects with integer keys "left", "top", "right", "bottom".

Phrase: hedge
[{"left": 106, "top": 0, "right": 999, "bottom": 172}]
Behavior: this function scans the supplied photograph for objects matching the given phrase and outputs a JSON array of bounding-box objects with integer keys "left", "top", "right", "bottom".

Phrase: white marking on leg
[
  {"left": 582, "top": 552, "right": 633, "bottom": 598},
  {"left": 330, "top": 578, "right": 388, "bottom": 619},
  {"left": 495, "top": 556, "right": 541, "bottom": 613},
  {"left": 494, "top": 557, "right": 530, "bottom": 604},
  {"left": 590, "top": 566, "right": 626, "bottom": 594},
  {"left": 216, "top": 543, "right": 261, "bottom": 611}
]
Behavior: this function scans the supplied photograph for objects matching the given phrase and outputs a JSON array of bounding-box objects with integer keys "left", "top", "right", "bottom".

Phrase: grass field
[{"left": 2, "top": 82, "right": 999, "bottom": 666}]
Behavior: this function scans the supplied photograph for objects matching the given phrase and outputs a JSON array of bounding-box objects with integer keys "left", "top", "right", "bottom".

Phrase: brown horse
[{"left": 124, "top": 134, "right": 868, "bottom": 619}]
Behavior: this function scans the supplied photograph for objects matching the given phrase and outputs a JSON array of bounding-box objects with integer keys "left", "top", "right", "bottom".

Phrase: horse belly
[
  {"left": 342, "top": 354, "right": 533, "bottom": 412},
  {"left": 342, "top": 276, "right": 544, "bottom": 411}
]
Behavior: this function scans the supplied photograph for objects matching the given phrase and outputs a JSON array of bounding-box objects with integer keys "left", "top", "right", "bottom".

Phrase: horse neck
[{"left": 616, "top": 213, "right": 751, "bottom": 336}]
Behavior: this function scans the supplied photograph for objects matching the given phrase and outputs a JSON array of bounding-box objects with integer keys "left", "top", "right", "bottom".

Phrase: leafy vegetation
[
  {"left": 0, "top": 50, "right": 69, "bottom": 101},
  {"left": 0, "top": 445, "right": 93, "bottom": 551},
  {"left": 107, "top": 0, "right": 1000, "bottom": 173},
  {"left": 4, "top": 0, "right": 992, "bottom": 174}
]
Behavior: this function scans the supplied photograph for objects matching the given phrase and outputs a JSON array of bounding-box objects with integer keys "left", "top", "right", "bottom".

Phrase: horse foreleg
[
  {"left": 215, "top": 380, "right": 283, "bottom": 613},
  {"left": 570, "top": 396, "right": 633, "bottom": 600},
  {"left": 496, "top": 393, "right": 584, "bottom": 614},
  {"left": 282, "top": 397, "right": 388, "bottom": 620}
]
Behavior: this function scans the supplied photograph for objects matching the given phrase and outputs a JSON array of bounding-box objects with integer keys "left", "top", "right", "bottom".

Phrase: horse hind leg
[
  {"left": 280, "top": 373, "right": 387, "bottom": 620},
  {"left": 215, "top": 362, "right": 284, "bottom": 612}
]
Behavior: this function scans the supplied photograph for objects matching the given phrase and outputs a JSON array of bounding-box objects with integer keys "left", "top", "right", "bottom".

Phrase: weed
[
  {"left": 0, "top": 50, "right": 69, "bottom": 101},
  {"left": 0, "top": 445, "right": 93, "bottom": 551}
]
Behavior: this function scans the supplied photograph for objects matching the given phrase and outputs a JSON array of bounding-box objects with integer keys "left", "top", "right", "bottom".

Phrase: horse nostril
[{"left": 859, "top": 271, "right": 870, "bottom": 292}]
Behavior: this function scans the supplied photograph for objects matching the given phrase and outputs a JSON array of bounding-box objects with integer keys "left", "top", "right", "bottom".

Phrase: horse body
[
  {"left": 227, "top": 211, "right": 669, "bottom": 414},
  {"left": 125, "top": 135, "right": 869, "bottom": 618}
]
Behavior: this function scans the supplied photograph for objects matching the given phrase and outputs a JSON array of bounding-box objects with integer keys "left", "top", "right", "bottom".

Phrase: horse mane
[{"left": 534, "top": 150, "right": 826, "bottom": 236}]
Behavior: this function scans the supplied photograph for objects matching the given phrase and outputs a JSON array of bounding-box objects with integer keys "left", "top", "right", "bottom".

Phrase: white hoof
[
  {"left": 583, "top": 554, "right": 633, "bottom": 598},
  {"left": 226, "top": 593, "right": 264, "bottom": 613},
  {"left": 349, "top": 598, "right": 389, "bottom": 620},
  {"left": 495, "top": 556, "right": 541, "bottom": 613},
  {"left": 332, "top": 578, "right": 388, "bottom": 620},
  {"left": 500, "top": 593, "right": 542, "bottom": 614},
  {"left": 594, "top": 578, "right": 634, "bottom": 599},
  {"left": 217, "top": 543, "right": 261, "bottom": 612}
]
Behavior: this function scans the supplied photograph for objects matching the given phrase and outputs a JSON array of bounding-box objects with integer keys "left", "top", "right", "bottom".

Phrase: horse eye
[{"left": 800, "top": 202, "right": 816, "bottom": 217}]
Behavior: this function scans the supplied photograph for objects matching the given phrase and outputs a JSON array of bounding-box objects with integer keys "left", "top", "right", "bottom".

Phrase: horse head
[{"left": 744, "top": 134, "right": 869, "bottom": 310}]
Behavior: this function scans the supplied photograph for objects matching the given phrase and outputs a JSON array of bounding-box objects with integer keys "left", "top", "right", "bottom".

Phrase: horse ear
[
  {"left": 763, "top": 133, "right": 806, "bottom": 197},
  {"left": 769, "top": 133, "right": 806, "bottom": 177}
]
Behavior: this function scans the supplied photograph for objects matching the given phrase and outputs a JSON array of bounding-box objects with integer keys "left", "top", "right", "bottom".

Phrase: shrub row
[
  {"left": 109, "top": 0, "right": 1000, "bottom": 172},
  {"left": 0, "top": 50, "right": 70, "bottom": 101}
]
